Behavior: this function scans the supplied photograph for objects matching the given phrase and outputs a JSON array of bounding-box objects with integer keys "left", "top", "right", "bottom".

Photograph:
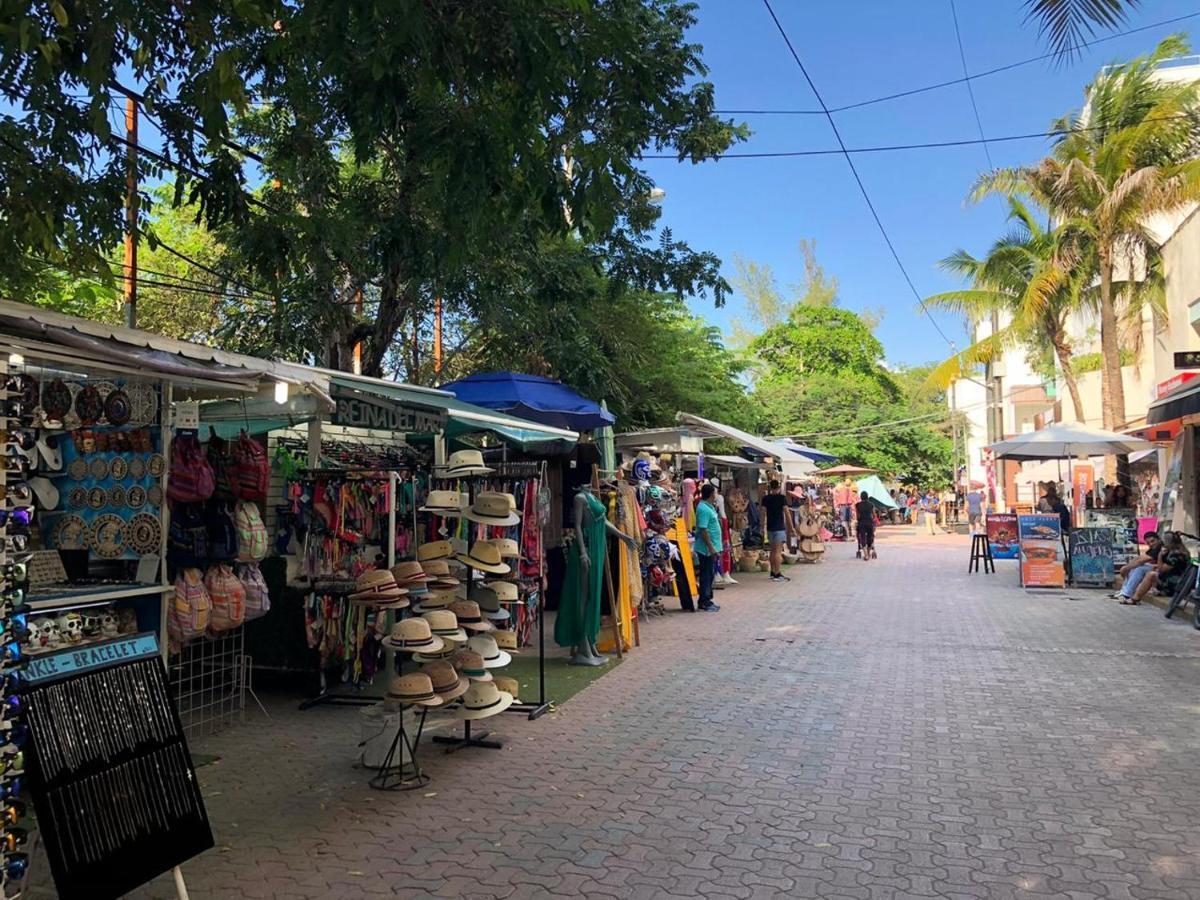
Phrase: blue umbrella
[{"left": 439, "top": 372, "right": 616, "bottom": 432}]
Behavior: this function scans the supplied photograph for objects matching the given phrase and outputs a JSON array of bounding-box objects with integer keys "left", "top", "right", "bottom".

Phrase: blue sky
[{"left": 641, "top": 0, "right": 1200, "bottom": 367}]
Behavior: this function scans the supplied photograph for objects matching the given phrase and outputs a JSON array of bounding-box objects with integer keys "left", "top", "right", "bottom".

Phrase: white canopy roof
[
  {"left": 987, "top": 424, "right": 1154, "bottom": 461},
  {"left": 675, "top": 412, "right": 833, "bottom": 466}
]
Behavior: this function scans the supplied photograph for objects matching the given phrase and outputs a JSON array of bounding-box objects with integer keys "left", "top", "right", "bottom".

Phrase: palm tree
[
  {"left": 924, "top": 197, "right": 1087, "bottom": 421},
  {"left": 974, "top": 35, "right": 1200, "bottom": 438}
]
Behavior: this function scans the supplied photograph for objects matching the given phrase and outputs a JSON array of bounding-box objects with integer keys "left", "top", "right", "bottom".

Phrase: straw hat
[
  {"left": 493, "top": 629, "right": 520, "bottom": 653},
  {"left": 448, "top": 600, "right": 495, "bottom": 633},
  {"left": 422, "top": 608, "right": 468, "bottom": 643},
  {"left": 421, "top": 659, "right": 469, "bottom": 702},
  {"left": 386, "top": 673, "right": 443, "bottom": 707},
  {"left": 486, "top": 581, "right": 520, "bottom": 603},
  {"left": 453, "top": 649, "right": 493, "bottom": 682},
  {"left": 457, "top": 681, "right": 514, "bottom": 720},
  {"left": 421, "top": 559, "right": 459, "bottom": 583},
  {"left": 473, "top": 588, "right": 511, "bottom": 622},
  {"left": 491, "top": 537, "right": 520, "bottom": 559},
  {"left": 465, "top": 493, "right": 521, "bottom": 527},
  {"left": 494, "top": 676, "right": 521, "bottom": 702},
  {"left": 348, "top": 569, "right": 409, "bottom": 607},
  {"left": 442, "top": 449, "right": 494, "bottom": 477},
  {"left": 420, "top": 490, "right": 466, "bottom": 516},
  {"left": 417, "top": 540, "right": 455, "bottom": 562},
  {"left": 391, "top": 561, "right": 434, "bottom": 587},
  {"left": 466, "top": 633, "right": 511, "bottom": 668},
  {"left": 382, "top": 618, "right": 444, "bottom": 654},
  {"left": 456, "top": 542, "right": 511, "bottom": 575},
  {"left": 411, "top": 590, "right": 456, "bottom": 613},
  {"left": 412, "top": 642, "right": 459, "bottom": 663}
]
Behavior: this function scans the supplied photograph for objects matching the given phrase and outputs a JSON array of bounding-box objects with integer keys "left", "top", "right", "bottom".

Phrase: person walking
[
  {"left": 965, "top": 487, "right": 983, "bottom": 533},
  {"left": 760, "top": 480, "right": 792, "bottom": 582},
  {"left": 922, "top": 490, "right": 940, "bottom": 535},
  {"left": 897, "top": 489, "right": 910, "bottom": 524},
  {"left": 833, "top": 478, "right": 855, "bottom": 538},
  {"left": 855, "top": 491, "right": 877, "bottom": 560},
  {"left": 693, "top": 483, "right": 722, "bottom": 612}
]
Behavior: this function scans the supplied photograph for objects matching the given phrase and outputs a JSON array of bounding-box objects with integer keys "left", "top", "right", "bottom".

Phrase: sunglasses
[
  {"left": 0, "top": 755, "right": 23, "bottom": 779},
  {"left": 0, "top": 801, "right": 24, "bottom": 826},
  {"left": 0, "top": 778, "right": 23, "bottom": 801},
  {"left": 1, "top": 536, "right": 28, "bottom": 553},
  {"left": 2, "top": 430, "right": 35, "bottom": 453},
  {"left": 2, "top": 851, "right": 26, "bottom": 882},
  {"left": 0, "top": 484, "right": 31, "bottom": 504},
  {"left": 0, "top": 644, "right": 22, "bottom": 666},
  {"left": 0, "top": 829, "right": 27, "bottom": 854},
  {"left": 0, "top": 672, "right": 23, "bottom": 696},
  {"left": 0, "top": 510, "right": 31, "bottom": 529},
  {"left": 0, "top": 619, "right": 27, "bottom": 643},
  {"left": 1, "top": 563, "right": 27, "bottom": 581}
]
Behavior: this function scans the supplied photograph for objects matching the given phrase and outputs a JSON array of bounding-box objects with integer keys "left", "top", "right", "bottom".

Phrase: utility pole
[
  {"left": 951, "top": 379, "right": 959, "bottom": 492},
  {"left": 123, "top": 96, "right": 139, "bottom": 328},
  {"left": 433, "top": 296, "right": 443, "bottom": 377}
]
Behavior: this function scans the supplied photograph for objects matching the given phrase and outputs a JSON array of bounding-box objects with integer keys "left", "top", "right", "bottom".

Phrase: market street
[{"left": 121, "top": 526, "right": 1200, "bottom": 900}]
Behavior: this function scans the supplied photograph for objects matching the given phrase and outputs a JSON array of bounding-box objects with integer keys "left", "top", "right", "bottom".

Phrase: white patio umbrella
[{"left": 985, "top": 424, "right": 1153, "bottom": 461}]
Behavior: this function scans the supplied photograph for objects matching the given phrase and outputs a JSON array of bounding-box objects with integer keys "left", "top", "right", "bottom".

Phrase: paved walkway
[{"left": 123, "top": 528, "right": 1200, "bottom": 899}]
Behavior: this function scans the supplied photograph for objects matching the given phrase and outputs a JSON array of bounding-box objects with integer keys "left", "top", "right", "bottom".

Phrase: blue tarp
[
  {"left": 856, "top": 474, "right": 898, "bottom": 509},
  {"left": 439, "top": 372, "right": 615, "bottom": 432}
]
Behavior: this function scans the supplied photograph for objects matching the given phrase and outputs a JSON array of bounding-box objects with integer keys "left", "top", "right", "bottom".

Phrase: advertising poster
[
  {"left": 986, "top": 513, "right": 1019, "bottom": 560},
  {"left": 1069, "top": 527, "right": 1115, "bottom": 587},
  {"left": 1018, "top": 514, "right": 1065, "bottom": 588},
  {"left": 1084, "top": 508, "right": 1139, "bottom": 567},
  {"left": 1072, "top": 464, "right": 1094, "bottom": 523}
]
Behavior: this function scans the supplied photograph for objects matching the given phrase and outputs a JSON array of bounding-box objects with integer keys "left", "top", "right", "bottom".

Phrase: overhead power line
[
  {"left": 759, "top": 0, "right": 957, "bottom": 349},
  {"left": 640, "top": 113, "right": 1194, "bottom": 160},
  {"left": 715, "top": 10, "right": 1200, "bottom": 117},
  {"left": 949, "top": 0, "right": 993, "bottom": 169}
]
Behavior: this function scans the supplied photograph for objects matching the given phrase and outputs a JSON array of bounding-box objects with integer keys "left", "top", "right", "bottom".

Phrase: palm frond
[
  {"left": 1024, "top": 0, "right": 1137, "bottom": 62},
  {"left": 922, "top": 328, "right": 1021, "bottom": 390}
]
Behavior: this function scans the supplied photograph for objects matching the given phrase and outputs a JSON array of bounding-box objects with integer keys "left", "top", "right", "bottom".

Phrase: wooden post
[
  {"left": 352, "top": 289, "right": 363, "bottom": 375},
  {"left": 123, "top": 96, "right": 138, "bottom": 328},
  {"left": 433, "top": 295, "right": 443, "bottom": 376},
  {"left": 602, "top": 542, "right": 624, "bottom": 658}
]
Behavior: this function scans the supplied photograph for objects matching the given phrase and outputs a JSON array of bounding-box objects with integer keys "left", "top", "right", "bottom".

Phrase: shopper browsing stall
[
  {"left": 693, "top": 483, "right": 722, "bottom": 612},
  {"left": 760, "top": 480, "right": 792, "bottom": 582}
]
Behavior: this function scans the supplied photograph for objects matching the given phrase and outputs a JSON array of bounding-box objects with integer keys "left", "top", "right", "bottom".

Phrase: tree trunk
[
  {"left": 1097, "top": 247, "right": 1125, "bottom": 483},
  {"left": 1053, "top": 337, "right": 1086, "bottom": 422}
]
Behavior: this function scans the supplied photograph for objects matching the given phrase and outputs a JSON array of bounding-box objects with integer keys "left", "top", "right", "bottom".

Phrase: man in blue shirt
[{"left": 694, "top": 483, "right": 723, "bottom": 612}]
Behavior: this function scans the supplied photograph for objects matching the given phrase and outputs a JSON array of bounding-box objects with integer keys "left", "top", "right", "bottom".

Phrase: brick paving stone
[{"left": 25, "top": 527, "right": 1187, "bottom": 899}]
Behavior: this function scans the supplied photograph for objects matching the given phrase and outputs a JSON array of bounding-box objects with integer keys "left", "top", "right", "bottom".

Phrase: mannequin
[{"left": 555, "top": 484, "right": 638, "bottom": 666}]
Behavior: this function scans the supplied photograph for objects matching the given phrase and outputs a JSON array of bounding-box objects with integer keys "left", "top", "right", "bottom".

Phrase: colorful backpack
[
  {"left": 207, "top": 433, "right": 236, "bottom": 502},
  {"left": 238, "top": 561, "right": 271, "bottom": 621},
  {"left": 205, "top": 501, "right": 238, "bottom": 561},
  {"left": 231, "top": 432, "right": 269, "bottom": 502},
  {"left": 167, "top": 503, "right": 208, "bottom": 567},
  {"left": 235, "top": 500, "right": 268, "bottom": 561},
  {"left": 205, "top": 563, "right": 246, "bottom": 633},
  {"left": 167, "top": 433, "right": 216, "bottom": 503},
  {"left": 169, "top": 568, "right": 211, "bottom": 643}
]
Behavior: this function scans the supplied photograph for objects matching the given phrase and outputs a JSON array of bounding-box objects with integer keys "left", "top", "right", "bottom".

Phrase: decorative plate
[
  {"left": 7, "top": 375, "right": 38, "bottom": 409},
  {"left": 91, "top": 514, "right": 127, "bottom": 559},
  {"left": 104, "top": 390, "right": 132, "bottom": 426},
  {"left": 147, "top": 453, "right": 165, "bottom": 478},
  {"left": 128, "top": 456, "right": 146, "bottom": 480},
  {"left": 93, "top": 381, "right": 116, "bottom": 399},
  {"left": 67, "top": 487, "right": 87, "bottom": 510},
  {"left": 88, "top": 458, "right": 108, "bottom": 481},
  {"left": 54, "top": 515, "right": 90, "bottom": 551},
  {"left": 107, "top": 485, "right": 126, "bottom": 508},
  {"left": 87, "top": 487, "right": 107, "bottom": 510},
  {"left": 67, "top": 459, "right": 88, "bottom": 481},
  {"left": 110, "top": 456, "right": 128, "bottom": 480},
  {"left": 127, "top": 382, "right": 157, "bottom": 425},
  {"left": 41, "top": 380, "right": 72, "bottom": 420},
  {"left": 126, "top": 485, "right": 146, "bottom": 509},
  {"left": 146, "top": 484, "right": 163, "bottom": 507},
  {"left": 74, "top": 386, "right": 103, "bottom": 426},
  {"left": 128, "top": 513, "right": 161, "bottom": 555}
]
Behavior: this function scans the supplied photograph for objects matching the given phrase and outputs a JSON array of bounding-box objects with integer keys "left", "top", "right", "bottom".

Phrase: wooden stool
[{"left": 969, "top": 533, "right": 995, "bottom": 574}]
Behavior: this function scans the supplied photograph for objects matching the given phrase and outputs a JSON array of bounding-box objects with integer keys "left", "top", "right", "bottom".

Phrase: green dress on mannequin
[{"left": 555, "top": 490, "right": 607, "bottom": 649}]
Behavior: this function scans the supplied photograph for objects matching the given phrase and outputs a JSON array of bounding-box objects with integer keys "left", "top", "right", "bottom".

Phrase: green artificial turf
[{"left": 501, "top": 650, "right": 622, "bottom": 708}]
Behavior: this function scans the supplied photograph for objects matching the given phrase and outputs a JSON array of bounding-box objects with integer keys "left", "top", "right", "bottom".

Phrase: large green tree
[
  {"left": 750, "top": 306, "right": 952, "bottom": 484},
  {"left": 1, "top": 1, "right": 746, "bottom": 375}
]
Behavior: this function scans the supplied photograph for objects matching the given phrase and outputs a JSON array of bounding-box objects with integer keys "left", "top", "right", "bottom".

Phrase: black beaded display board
[{"left": 24, "top": 633, "right": 213, "bottom": 900}]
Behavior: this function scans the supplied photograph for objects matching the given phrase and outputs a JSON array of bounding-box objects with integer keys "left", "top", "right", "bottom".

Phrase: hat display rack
[
  {"left": 432, "top": 456, "right": 547, "bottom": 713},
  {"left": 291, "top": 465, "right": 423, "bottom": 711},
  {"left": 0, "top": 359, "right": 33, "bottom": 897}
]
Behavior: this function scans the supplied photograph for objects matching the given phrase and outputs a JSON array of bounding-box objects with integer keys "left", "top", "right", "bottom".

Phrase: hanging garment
[
  {"left": 616, "top": 483, "right": 644, "bottom": 606},
  {"left": 555, "top": 490, "right": 607, "bottom": 649},
  {"left": 597, "top": 538, "right": 634, "bottom": 654},
  {"left": 668, "top": 517, "right": 698, "bottom": 599}
]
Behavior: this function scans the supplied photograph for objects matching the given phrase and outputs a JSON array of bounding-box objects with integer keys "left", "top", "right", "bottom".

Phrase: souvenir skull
[
  {"left": 25, "top": 618, "right": 43, "bottom": 649},
  {"left": 100, "top": 609, "right": 118, "bottom": 637},
  {"left": 41, "top": 618, "right": 61, "bottom": 649},
  {"left": 81, "top": 611, "right": 102, "bottom": 637},
  {"left": 59, "top": 612, "right": 83, "bottom": 644},
  {"left": 117, "top": 608, "right": 138, "bottom": 635}
]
